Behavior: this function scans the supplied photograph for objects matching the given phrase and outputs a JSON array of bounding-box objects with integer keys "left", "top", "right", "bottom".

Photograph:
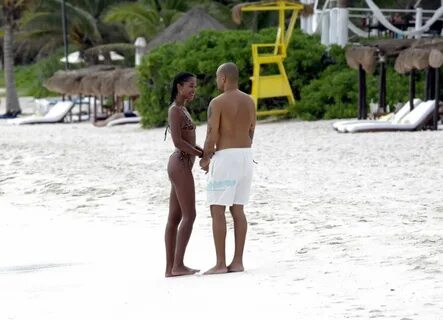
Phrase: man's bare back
[{"left": 211, "top": 89, "right": 256, "bottom": 151}]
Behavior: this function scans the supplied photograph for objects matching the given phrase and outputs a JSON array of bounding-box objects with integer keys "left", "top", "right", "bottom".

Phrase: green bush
[
  {"left": 291, "top": 61, "right": 425, "bottom": 120},
  {"left": 0, "top": 50, "right": 66, "bottom": 98},
  {"left": 137, "top": 27, "right": 427, "bottom": 126},
  {"left": 137, "top": 28, "right": 331, "bottom": 127}
]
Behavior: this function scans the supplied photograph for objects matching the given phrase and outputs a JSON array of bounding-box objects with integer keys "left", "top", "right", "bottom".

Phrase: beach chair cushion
[
  {"left": 340, "top": 100, "right": 435, "bottom": 133},
  {"left": 332, "top": 98, "right": 421, "bottom": 131},
  {"left": 7, "top": 101, "right": 74, "bottom": 125},
  {"left": 106, "top": 116, "right": 141, "bottom": 127}
]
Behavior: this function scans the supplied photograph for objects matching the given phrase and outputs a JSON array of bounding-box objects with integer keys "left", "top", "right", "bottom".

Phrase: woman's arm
[{"left": 168, "top": 107, "right": 203, "bottom": 157}]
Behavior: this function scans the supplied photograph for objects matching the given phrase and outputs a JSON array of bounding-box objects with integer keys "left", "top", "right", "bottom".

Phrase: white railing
[{"left": 309, "top": 0, "right": 443, "bottom": 46}]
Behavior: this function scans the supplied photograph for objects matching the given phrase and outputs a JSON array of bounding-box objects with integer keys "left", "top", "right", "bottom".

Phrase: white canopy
[{"left": 60, "top": 51, "right": 124, "bottom": 64}]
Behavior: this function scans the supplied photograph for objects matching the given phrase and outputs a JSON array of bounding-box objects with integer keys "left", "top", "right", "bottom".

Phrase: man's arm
[{"left": 202, "top": 100, "right": 221, "bottom": 160}]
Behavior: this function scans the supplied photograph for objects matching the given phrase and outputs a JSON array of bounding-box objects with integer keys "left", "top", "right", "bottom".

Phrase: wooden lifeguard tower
[{"left": 234, "top": 1, "right": 305, "bottom": 116}]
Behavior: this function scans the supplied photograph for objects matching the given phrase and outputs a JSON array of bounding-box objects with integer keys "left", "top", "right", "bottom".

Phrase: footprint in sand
[{"left": 0, "top": 176, "right": 15, "bottom": 183}]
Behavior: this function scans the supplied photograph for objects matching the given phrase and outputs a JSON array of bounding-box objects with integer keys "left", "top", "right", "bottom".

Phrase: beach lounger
[
  {"left": 106, "top": 116, "right": 141, "bottom": 127},
  {"left": 7, "top": 101, "right": 74, "bottom": 125},
  {"left": 338, "top": 100, "right": 436, "bottom": 133},
  {"left": 332, "top": 99, "right": 422, "bottom": 131}
]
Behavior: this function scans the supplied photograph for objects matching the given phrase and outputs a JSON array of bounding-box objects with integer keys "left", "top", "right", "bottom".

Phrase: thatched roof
[
  {"left": 98, "top": 69, "right": 122, "bottom": 97},
  {"left": 395, "top": 48, "right": 431, "bottom": 74},
  {"left": 44, "top": 66, "right": 139, "bottom": 97},
  {"left": 347, "top": 39, "right": 443, "bottom": 74},
  {"left": 78, "top": 72, "right": 101, "bottom": 96},
  {"left": 115, "top": 69, "right": 139, "bottom": 97},
  {"left": 44, "top": 70, "right": 67, "bottom": 94},
  {"left": 145, "top": 7, "right": 226, "bottom": 52},
  {"left": 345, "top": 47, "right": 377, "bottom": 74},
  {"left": 429, "top": 49, "right": 443, "bottom": 68}
]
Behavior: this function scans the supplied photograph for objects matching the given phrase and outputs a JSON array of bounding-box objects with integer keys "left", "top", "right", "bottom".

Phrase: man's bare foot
[
  {"left": 203, "top": 265, "right": 228, "bottom": 275},
  {"left": 184, "top": 266, "right": 200, "bottom": 273},
  {"left": 227, "top": 263, "right": 244, "bottom": 273},
  {"left": 171, "top": 266, "right": 199, "bottom": 277}
]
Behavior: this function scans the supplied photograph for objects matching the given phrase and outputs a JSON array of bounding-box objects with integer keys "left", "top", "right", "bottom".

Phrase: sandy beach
[{"left": 0, "top": 117, "right": 442, "bottom": 319}]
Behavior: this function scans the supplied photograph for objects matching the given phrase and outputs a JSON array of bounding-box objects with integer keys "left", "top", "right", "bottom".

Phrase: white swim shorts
[{"left": 207, "top": 148, "right": 253, "bottom": 206}]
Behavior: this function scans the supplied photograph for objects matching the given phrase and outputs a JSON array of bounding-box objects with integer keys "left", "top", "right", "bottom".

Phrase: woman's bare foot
[
  {"left": 227, "top": 263, "right": 244, "bottom": 273},
  {"left": 203, "top": 265, "right": 228, "bottom": 275}
]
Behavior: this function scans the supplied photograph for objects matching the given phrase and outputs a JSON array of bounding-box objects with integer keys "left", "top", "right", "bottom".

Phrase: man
[{"left": 200, "top": 62, "right": 256, "bottom": 275}]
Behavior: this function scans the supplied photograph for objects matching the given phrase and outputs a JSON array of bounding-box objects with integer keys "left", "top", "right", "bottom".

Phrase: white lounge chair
[
  {"left": 106, "top": 116, "right": 141, "bottom": 127},
  {"left": 7, "top": 101, "right": 75, "bottom": 125},
  {"left": 332, "top": 99, "right": 422, "bottom": 131},
  {"left": 338, "top": 100, "right": 436, "bottom": 133}
]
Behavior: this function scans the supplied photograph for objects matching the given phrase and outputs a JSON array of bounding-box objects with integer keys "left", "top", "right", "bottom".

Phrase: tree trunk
[{"left": 4, "top": 22, "right": 21, "bottom": 114}]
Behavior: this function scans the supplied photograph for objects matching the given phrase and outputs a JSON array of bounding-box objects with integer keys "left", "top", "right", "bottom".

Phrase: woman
[{"left": 165, "top": 72, "right": 203, "bottom": 277}]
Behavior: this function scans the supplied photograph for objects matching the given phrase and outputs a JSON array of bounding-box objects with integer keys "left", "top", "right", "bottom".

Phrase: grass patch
[{"left": 0, "top": 49, "right": 66, "bottom": 98}]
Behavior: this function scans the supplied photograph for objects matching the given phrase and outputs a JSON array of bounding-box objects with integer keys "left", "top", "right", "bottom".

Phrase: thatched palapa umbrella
[
  {"left": 345, "top": 46, "right": 377, "bottom": 74},
  {"left": 144, "top": 7, "right": 226, "bottom": 53},
  {"left": 43, "top": 70, "right": 69, "bottom": 94},
  {"left": 346, "top": 38, "right": 443, "bottom": 125},
  {"left": 115, "top": 69, "right": 139, "bottom": 97},
  {"left": 429, "top": 49, "right": 443, "bottom": 69}
]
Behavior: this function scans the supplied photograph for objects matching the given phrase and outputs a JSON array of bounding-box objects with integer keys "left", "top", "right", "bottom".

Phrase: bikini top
[{"left": 164, "top": 107, "right": 196, "bottom": 140}]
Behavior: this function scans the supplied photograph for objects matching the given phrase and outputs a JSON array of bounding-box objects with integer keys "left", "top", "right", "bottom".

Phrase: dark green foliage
[
  {"left": 1, "top": 51, "right": 65, "bottom": 97},
  {"left": 136, "top": 28, "right": 276, "bottom": 128},
  {"left": 137, "top": 28, "right": 330, "bottom": 127},
  {"left": 290, "top": 63, "right": 424, "bottom": 120},
  {"left": 137, "top": 27, "right": 425, "bottom": 127}
]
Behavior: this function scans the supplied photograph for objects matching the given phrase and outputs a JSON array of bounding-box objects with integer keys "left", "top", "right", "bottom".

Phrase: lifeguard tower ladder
[{"left": 240, "top": 1, "right": 304, "bottom": 116}]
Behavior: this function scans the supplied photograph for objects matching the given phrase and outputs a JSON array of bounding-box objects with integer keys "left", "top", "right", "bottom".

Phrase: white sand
[{"left": 0, "top": 119, "right": 442, "bottom": 319}]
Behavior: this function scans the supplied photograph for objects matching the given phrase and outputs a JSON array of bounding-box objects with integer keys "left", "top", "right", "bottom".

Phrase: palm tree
[
  {"left": 1, "top": 0, "right": 30, "bottom": 115},
  {"left": 102, "top": 0, "right": 188, "bottom": 41},
  {"left": 103, "top": 0, "right": 236, "bottom": 42},
  {"left": 19, "top": 0, "right": 130, "bottom": 58}
]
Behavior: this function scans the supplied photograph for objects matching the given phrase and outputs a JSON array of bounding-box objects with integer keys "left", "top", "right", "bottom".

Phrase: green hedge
[
  {"left": 1, "top": 51, "right": 65, "bottom": 98},
  {"left": 291, "top": 64, "right": 425, "bottom": 120},
  {"left": 136, "top": 28, "right": 331, "bottom": 127}
]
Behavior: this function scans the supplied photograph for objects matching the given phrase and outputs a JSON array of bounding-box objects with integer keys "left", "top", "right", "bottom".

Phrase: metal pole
[
  {"left": 358, "top": 64, "right": 367, "bottom": 119},
  {"left": 378, "top": 59, "right": 386, "bottom": 113},
  {"left": 434, "top": 67, "right": 440, "bottom": 130},
  {"left": 409, "top": 69, "right": 416, "bottom": 111},
  {"left": 61, "top": 0, "right": 69, "bottom": 70},
  {"left": 78, "top": 95, "right": 82, "bottom": 122}
]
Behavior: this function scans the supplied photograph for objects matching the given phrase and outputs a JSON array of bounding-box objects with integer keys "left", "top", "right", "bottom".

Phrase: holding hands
[{"left": 199, "top": 158, "right": 210, "bottom": 173}]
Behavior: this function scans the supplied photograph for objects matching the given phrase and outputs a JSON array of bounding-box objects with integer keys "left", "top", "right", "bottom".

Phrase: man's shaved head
[{"left": 217, "top": 62, "right": 239, "bottom": 82}]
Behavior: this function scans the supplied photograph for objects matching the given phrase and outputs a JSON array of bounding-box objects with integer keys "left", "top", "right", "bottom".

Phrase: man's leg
[
  {"left": 228, "top": 204, "right": 247, "bottom": 272},
  {"left": 204, "top": 205, "right": 228, "bottom": 275}
]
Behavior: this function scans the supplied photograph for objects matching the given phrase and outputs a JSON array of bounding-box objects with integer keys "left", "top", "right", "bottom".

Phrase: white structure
[
  {"left": 134, "top": 37, "right": 147, "bottom": 66},
  {"left": 60, "top": 51, "right": 124, "bottom": 64},
  {"left": 314, "top": 0, "right": 443, "bottom": 47},
  {"left": 329, "top": 7, "right": 339, "bottom": 44},
  {"left": 300, "top": 0, "right": 315, "bottom": 35},
  {"left": 320, "top": 10, "right": 330, "bottom": 46},
  {"left": 415, "top": 7, "right": 423, "bottom": 39},
  {"left": 337, "top": 7, "right": 349, "bottom": 47}
]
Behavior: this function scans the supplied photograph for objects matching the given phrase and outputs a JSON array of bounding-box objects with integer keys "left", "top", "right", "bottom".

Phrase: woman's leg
[
  {"left": 171, "top": 167, "right": 198, "bottom": 276},
  {"left": 164, "top": 185, "right": 181, "bottom": 277}
]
